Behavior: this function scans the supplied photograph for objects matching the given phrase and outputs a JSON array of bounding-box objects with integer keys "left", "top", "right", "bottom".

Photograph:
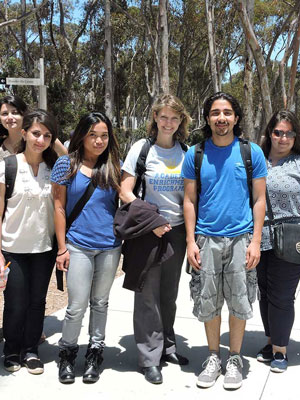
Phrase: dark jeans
[
  {"left": 134, "top": 223, "right": 186, "bottom": 367},
  {"left": 2, "top": 249, "right": 56, "bottom": 357},
  {"left": 257, "top": 250, "right": 300, "bottom": 347}
]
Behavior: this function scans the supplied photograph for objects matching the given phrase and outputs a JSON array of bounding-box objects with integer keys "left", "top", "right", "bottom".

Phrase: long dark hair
[
  {"left": 261, "top": 110, "right": 300, "bottom": 158},
  {"left": 18, "top": 109, "right": 58, "bottom": 169},
  {"left": 0, "top": 95, "right": 28, "bottom": 137},
  {"left": 202, "top": 92, "right": 243, "bottom": 138},
  {"left": 67, "top": 112, "right": 120, "bottom": 191}
]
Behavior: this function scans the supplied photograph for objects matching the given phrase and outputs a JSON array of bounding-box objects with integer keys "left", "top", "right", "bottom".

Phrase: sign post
[{"left": 2, "top": 58, "right": 47, "bottom": 109}]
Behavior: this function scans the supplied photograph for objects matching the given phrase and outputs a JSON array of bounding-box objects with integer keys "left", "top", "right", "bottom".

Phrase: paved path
[{"left": 1, "top": 272, "right": 300, "bottom": 399}]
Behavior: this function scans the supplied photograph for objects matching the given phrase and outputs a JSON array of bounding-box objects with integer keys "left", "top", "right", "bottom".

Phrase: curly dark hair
[{"left": 202, "top": 92, "right": 243, "bottom": 138}]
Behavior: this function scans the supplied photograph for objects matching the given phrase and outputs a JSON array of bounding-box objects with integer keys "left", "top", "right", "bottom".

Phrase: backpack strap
[
  {"left": 133, "top": 137, "right": 154, "bottom": 200},
  {"left": 179, "top": 142, "right": 188, "bottom": 152},
  {"left": 238, "top": 138, "right": 253, "bottom": 209},
  {"left": 3, "top": 155, "right": 17, "bottom": 218},
  {"left": 66, "top": 180, "right": 96, "bottom": 232},
  {"left": 194, "top": 141, "right": 205, "bottom": 195}
]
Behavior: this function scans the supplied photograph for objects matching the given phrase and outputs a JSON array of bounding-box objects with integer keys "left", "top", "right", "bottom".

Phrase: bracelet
[{"left": 57, "top": 249, "right": 68, "bottom": 257}]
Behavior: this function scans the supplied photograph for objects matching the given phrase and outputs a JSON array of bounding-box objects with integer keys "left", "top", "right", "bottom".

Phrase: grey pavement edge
[{"left": 1, "top": 271, "right": 300, "bottom": 400}]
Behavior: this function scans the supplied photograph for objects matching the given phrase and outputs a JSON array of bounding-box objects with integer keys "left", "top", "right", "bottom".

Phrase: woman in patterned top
[
  {"left": 256, "top": 110, "right": 300, "bottom": 373},
  {"left": 51, "top": 112, "right": 121, "bottom": 384}
]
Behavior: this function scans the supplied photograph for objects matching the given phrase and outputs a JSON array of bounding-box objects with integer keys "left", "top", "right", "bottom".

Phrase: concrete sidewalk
[{"left": 1, "top": 271, "right": 300, "bottom": 399}]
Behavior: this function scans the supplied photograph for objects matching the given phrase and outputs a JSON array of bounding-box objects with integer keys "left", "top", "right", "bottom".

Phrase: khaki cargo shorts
[{"left": 190, "top": 233, "right": 257, "bottom": 322}]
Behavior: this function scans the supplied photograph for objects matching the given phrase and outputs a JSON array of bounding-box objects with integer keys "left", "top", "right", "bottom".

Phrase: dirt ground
[{"left": 0, "top": 261, "right": 123, "bottom": 342}]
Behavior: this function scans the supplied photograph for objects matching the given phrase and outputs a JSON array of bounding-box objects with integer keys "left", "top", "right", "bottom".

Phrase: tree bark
[
  {"left": 159, "top": 0, "right": 169, "bottom": 93},
  {"left": 235, "top": 0, "right": 273, "bottom": 126},
  {"left": 243, "top": 0, "right": 254, "bottom": 140},
  {"left": 205, "top": 0, "right": 220, "bottom": 93},
  {"left": 104, "top": 0, "right": 114, "bottom": 120},
  {"left": 287, "top": 10, "right": 300, "bottom": 110}
]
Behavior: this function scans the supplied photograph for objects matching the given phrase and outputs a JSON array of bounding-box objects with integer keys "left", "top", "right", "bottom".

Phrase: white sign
[{"left": 6, "top": 77, "right": 41, "bottom": 86}]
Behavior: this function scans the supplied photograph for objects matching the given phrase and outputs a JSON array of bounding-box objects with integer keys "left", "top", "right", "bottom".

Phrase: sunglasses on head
[{"left": 272, "top": 129, "right": 296, "bottom": 139}]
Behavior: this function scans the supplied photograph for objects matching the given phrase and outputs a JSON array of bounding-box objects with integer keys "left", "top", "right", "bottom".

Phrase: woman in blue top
[{"left": 51, "top": 112, "right": 121, "bottom": 384}]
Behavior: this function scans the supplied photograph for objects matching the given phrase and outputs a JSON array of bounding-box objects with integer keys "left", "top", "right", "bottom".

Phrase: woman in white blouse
[
  {"left": 256, "top": 110, "right": 300, "bottom": 373},
  {"left": 0, "top": 109, "right": 58, "bottom": 375}
]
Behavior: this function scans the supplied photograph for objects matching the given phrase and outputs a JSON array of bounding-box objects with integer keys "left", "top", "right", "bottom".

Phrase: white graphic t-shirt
[{"left": 122, "top": 139, "right": 186, "bottom": 226}]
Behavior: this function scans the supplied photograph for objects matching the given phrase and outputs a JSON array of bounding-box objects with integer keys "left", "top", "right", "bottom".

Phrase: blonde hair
[{"left": 147, "top": 94, "right": 192, "bottom": 142}]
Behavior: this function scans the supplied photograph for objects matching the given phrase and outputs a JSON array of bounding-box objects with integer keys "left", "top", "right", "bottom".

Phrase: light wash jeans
[{"left": 59, "top": 242, "right": 121, "bottom": 350}]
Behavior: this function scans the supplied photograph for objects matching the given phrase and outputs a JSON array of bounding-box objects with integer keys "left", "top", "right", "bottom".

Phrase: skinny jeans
[
  {"left": 257, "top": 250, "right": 300, "bottom": 347},
  {"left": 59, "top": 242, "right": 121, "bottom": 350},
  {"left": 134, "top": 223, "right": 186, "bottom": 367},
  {"left": 3, "top": 249, "right": 56, "bottom": 357}
]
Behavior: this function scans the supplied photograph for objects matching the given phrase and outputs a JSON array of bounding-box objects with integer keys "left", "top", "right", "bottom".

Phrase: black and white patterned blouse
[
  {"left": 261, "top": 154, "right": 300, "bottom": 251},
  {"left": 261, "top": 153, "right": 300, "bottom": 251}
]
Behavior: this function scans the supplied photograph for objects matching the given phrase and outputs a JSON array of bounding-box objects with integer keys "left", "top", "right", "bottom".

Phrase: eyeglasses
[{"left": 272, "top": 129, "right": 296, "bottom": 139}]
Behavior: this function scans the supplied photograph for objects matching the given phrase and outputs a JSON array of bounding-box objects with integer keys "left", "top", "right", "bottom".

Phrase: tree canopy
[{"left": 0, "top": 0, "right": 299, "bottom": 148}]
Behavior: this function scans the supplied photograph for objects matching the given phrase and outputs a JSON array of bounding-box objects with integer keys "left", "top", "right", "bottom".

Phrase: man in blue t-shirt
[{"left": 182, "top": 92, "right": 267, "bottom": 390}]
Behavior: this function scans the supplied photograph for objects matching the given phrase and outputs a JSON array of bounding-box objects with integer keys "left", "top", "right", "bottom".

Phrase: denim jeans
[
  {"left": 2, "top": 249, "right": 56, "bottom": 357},
  {"left": 59, "top": 242, "right": 121, "bottom": 350}
]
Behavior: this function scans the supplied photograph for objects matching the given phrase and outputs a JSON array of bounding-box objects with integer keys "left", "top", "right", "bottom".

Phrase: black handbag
[{"left": 266, "top": 189, "right": 300, "bottom": 264}]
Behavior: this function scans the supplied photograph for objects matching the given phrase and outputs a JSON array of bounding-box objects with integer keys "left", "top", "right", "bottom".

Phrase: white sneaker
[
  {"left": 197, "top": 354, "right": 222, "bottom": 388},
  {"left": 223, "top": 354, "right": 243, "bottom": 390}
]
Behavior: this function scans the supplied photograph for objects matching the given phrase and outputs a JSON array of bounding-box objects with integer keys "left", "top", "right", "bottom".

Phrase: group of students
[{"left": 0, "top": 92, "right": 299, "bottom": 390}]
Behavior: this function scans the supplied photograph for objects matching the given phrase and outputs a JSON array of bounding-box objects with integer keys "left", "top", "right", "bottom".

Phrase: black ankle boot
[
  {"left": 82, "top": 347, "right": 103, "bottom": 384},
  {"left": 58, "top": 347, "right": 78, "bottom": 384}
]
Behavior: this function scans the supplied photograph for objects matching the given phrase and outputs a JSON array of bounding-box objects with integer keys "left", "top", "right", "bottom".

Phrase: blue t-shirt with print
[
  {"left": 181, "top": 137, "right": 267, "bottom": 237},
  {"left": 51, "top": 155, "right": 121, "bottom": 250}
]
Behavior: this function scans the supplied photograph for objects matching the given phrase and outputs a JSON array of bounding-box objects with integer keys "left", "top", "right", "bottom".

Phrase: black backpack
[
  {"left": 133, "top": 137, "right": 188, "bottom": 199},
  {"left": 3, "top": 155, "right": 18, "bottom": 217},
  {"left": 194, "top": 138, "right": 253, "bottom": 208}
]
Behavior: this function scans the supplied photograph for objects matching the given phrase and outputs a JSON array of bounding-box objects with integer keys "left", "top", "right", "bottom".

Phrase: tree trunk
[
  {"left": 20, "top": 0, "right": 29, "bottom": 73},
  {"left": 104, "top": 0, "right": 114, "bottom": 120},
  {"left": 205, "top": 0, "right": 220, "bottom": 93},
  {"left": 159, "top": 0, "right": 169, "bottom": 93},
  {"left": 287, "top": 11, "right": 300, "bottom": 110},
  {"left": 235, "top": 0, "right": 273, "bottom": 127},
  {"left": 243, "top": 0, "right": 254, "bottom": 140}
]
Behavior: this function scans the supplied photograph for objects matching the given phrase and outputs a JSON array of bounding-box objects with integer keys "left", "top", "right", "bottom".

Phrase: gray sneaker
[
  {"left": 223, "top": 354, "right": 243, "bottom": 390},
  {"left": 197, "top": 354, "right": 222, "bottom": 388}
]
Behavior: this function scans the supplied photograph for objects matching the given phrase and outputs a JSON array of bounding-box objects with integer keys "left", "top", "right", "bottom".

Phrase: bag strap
[
  {"left": 133, "top": 137, "right": 154, "bottom": 199},
  {"left": 194, "top": 141, "right": 205, "bottom": 195},
  {"left": 4, "top": 155, "right": 17, "bottom": 218},
  {"left": 66, "top": 180, "right": 96, "bottom": 232},
  {"left": 265, "top": 188, "right": 275, "bottom": 223},
  {"left": 57, "top": 179, "right": 96, "bottom": 292},
  {"left": 238, "top": 138, "right": 253, "bottom": 209}
]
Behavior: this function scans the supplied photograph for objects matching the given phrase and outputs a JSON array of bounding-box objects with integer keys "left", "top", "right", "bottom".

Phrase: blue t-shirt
[
  {"left": 181, "top": 137, "right": 267, "bottom": 237},
  {"left": 51, "top": 155, "right": 121, "bottom": 250}
]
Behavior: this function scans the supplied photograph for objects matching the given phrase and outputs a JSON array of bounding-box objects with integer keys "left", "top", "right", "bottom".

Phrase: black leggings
[
  {"left": 3, "top": 249, "right": 56, "bottom": 357},
  {"left": 257, "top": 250, "right": 300, "bottom": 347}
]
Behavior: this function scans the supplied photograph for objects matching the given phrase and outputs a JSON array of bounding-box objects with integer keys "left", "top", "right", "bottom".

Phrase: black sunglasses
[{"left": 272, "top": 129, "right": 296, "bottom": 139}]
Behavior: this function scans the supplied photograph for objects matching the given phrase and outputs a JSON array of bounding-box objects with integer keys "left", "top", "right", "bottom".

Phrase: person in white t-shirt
[
  {"left": 0, "top": 109, "right": 58, "bottom": 375},
  {"left": 120, "top": 94, "right": 191, "bottom": 384}
]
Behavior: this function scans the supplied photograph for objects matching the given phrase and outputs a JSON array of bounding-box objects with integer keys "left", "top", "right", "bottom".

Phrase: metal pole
[{"left": 38, "top": 58, "right": 47, "bottom": 110}]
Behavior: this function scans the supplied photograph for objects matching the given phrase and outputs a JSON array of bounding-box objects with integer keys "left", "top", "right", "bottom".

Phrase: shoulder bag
[{"left": 266, "top": 189, "right": 300, "bottom": 264}]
